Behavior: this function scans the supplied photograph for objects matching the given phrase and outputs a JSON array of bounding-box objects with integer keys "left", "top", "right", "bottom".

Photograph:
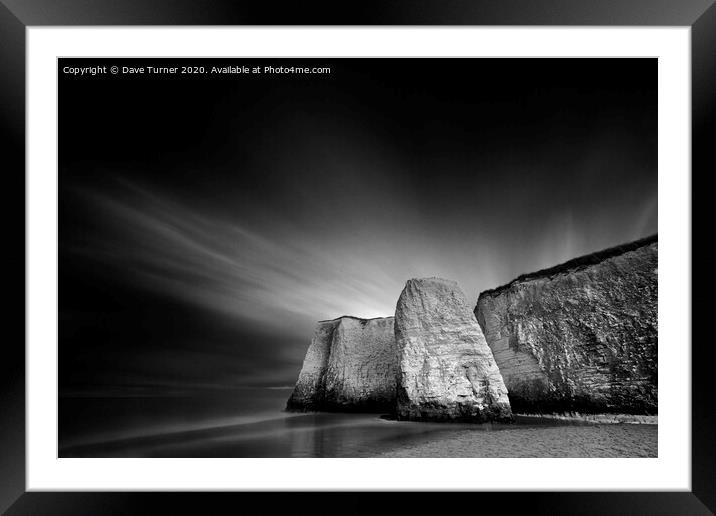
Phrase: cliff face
[
  {"left": 475, "top": 236, "right": 657, "bottom": 415},
  {"left": 286, "top": 316, "right": 397, "bottom": 412},
  {"left": 395, "top": 278, "right": 512, "bottom": 422}
]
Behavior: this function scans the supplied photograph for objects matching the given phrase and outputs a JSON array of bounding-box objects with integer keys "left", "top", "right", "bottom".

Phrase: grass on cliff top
[{"left": 480, "top": 234, "right": 657, "bottom": 297}]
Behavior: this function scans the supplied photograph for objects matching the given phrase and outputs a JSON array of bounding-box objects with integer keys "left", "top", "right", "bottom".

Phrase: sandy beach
[{"left": 377, "top": 420, "right": 657, "bottom": 458}]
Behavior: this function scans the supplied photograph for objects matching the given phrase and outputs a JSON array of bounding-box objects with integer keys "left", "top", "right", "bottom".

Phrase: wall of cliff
[
  {"left": 475, "top": 235, "right": 658, "bottom": 415},
  {"left": 286, "top": 316, "right": 397, "bottom": 412}
]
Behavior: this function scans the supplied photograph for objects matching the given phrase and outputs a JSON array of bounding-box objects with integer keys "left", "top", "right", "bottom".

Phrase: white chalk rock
[
  {"left": 286, "top": 316, "right": 397, "bottom": 412},
  {"left": 475, "top": 236, "right": 658, "bottom": 415},
  {"left": 395, "top": 277, "right": 512, "bottom": 422}
]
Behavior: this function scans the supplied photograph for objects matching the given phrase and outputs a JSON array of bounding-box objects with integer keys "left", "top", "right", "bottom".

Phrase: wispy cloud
[
  {"left": 70, "top": 181, "right": 404, "bottom": 336},
  {"left": 68, "top": 169, "right": 658, "bottom": 337}
]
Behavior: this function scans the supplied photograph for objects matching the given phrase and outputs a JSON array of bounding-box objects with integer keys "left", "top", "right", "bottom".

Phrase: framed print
[{"left": 3, "top": 0, "right": 713, "bottom": 514}]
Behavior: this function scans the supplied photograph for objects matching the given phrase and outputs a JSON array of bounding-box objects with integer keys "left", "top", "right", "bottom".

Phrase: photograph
[{"left": 58, "top": 57, "right": 657, "bottom": 459}]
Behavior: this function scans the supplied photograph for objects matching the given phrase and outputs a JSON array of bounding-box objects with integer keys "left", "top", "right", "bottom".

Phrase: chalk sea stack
[
  {"left": 475, "top": 235, "right": 658, "bottom": 415},
  {"left": 395, "top": 278, "right": 513, "bottom": 422},
  {"left": 286, "top": 316, "right": 397, "bottom": 412}
]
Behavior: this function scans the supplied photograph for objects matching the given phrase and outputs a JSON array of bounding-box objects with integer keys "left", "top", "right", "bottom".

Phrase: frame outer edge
[
  {"left": 3, "top": 0, "right": 710, "bottom": 513},
  {"left": 0, "top": 1, "right": 27, "bottom": 515},
  {"left": 691, "top": 1, "right": 716, "bottom": 513}
]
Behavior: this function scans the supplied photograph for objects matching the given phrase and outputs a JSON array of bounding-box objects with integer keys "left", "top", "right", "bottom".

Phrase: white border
[{"left": 27, "top": 27, "right": 691, "bottom": 491}]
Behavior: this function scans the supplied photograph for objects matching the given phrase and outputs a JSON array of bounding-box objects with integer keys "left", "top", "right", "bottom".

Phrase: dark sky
[{"left": 59, "top": 58, "right": 657, "bottom": 395}]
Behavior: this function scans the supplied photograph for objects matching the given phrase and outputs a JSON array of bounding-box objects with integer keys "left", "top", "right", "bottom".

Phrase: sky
[{"left": 59, "top": 58, "right": 657, "bottom": 395}]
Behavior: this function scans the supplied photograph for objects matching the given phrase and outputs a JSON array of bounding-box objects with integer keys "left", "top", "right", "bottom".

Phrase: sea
[{"left": 59, "top": 387, "right": 657, "bottom": 458}]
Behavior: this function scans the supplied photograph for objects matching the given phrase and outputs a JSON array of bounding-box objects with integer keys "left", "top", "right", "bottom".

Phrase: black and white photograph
[{"left": 58, "top": 57, "right": 658, "bottom": 459}]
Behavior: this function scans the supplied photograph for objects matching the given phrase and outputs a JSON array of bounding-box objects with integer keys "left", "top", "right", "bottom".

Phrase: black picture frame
[{"left": 2, "top": 1, "right": 712, "bottom": 514}]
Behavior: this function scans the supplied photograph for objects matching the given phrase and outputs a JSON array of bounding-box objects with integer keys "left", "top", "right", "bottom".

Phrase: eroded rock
[
  {"left": 395, "top": 277, "right": 513, "bottom": 422},
  {"left": 286, "top": 316, "right": 397, "bottom": 412},
  {"left": 475, "top": 235, "right": 658, "bottom": 415}
]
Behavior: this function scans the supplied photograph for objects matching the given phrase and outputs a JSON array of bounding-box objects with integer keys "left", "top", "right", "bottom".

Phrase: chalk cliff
[
  {"left": 475, "top": 235, "right": 658, "bottom": 415},
  {"left": 286, "top": 316, "right": 397, "bottom": 412},
  {"left": 395, "top": 278, "right": 513, "bottom": 422}
]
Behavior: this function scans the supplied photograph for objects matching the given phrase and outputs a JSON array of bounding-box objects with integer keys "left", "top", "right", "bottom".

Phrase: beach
[{"left": 376, "top": 419, "right": 657, "bottom": 458}]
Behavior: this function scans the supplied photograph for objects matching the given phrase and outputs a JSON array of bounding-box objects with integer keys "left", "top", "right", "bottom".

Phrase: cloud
[{"left": 70, "top": 181, "right": 406, "bottom": 336}]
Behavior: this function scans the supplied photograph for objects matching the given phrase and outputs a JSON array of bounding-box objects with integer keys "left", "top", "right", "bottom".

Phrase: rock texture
[
  {"left": 286, "top": 316, "right": 397, "bottom": 412},
  {"left": 475, "top": 235, "right": 658, "bottom": 415},
  {"left": 395, "top": 278, "right": 513, "bottom": 422}
]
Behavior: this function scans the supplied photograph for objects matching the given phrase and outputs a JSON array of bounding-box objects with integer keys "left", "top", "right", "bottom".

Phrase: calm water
[{"left": 59, "top": 388, "right": 657, "bottom": 458}]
